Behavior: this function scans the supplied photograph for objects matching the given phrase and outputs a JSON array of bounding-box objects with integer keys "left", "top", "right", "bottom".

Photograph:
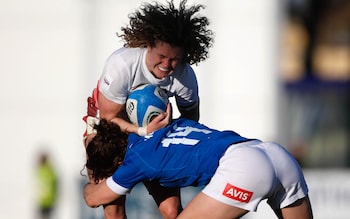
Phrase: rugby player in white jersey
[{"left": 82, "top": 1, "right": 214, "bottom": 218}]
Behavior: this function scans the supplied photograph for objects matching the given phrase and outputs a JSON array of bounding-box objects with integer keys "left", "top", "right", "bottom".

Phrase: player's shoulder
[
  {"left": 173, "top": 63, "right": 194, "bottom": 75},
  {"left": 170, "top": 63, "right": 197, "bottom": 89},
  {"left": 108, "top": 47, "right": 145, "bottom": 62}
]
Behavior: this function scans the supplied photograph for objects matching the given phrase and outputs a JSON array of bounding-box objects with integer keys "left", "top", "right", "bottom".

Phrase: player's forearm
[
  {"left": 111, "top": 109, "right": 170, "bottom": 135},
  {"left": 110, "top": 117, "right": 139, "bottom": 134}
]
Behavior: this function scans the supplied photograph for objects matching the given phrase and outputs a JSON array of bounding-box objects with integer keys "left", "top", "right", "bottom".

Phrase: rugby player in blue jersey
[{"left": 83, "top": 111, "right": 313, "bottom": 219}]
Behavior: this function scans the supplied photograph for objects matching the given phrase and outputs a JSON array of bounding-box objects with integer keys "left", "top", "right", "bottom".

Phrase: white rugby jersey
[{"left": 99, "top": 47, "right": 199, "bottom": 110}]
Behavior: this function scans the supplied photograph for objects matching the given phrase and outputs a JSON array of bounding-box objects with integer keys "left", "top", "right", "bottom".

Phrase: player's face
[{"left": 146, "top": 41, "right": 184, "bottom": 79}]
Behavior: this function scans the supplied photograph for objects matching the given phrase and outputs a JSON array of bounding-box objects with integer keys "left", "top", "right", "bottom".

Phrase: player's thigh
[{"left": 178, "top": 192, "right": 248, "bottom": 219}]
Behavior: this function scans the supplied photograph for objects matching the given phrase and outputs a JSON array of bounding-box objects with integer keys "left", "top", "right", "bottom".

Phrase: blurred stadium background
[{"left": 0, "top": 0, "right": 349, "bottom": 218}]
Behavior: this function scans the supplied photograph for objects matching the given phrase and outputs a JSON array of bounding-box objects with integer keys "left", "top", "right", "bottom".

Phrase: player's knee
[
  {"left": 158, "top": 207, "right": 179, "bottom": 219},
  {"left": 158, "top": 200, "right": 182, "bottom": 219}
]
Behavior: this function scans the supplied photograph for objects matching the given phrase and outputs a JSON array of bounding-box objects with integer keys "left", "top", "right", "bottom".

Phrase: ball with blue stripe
[{"left": 126, "top": 84, "right": 169, "bottom": 127}]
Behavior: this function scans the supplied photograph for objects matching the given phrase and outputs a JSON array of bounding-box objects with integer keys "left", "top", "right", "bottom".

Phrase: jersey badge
[{"left": 102, "top": 75, "right": 111, "bottom": 86}]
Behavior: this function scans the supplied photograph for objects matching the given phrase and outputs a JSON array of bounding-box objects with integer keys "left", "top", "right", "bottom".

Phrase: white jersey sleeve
[
  {"left": 166, "top": 64, "right": 199, "bottom": 109},
  {"left": 106, "top": 177, "right": 130, "bottom": 195},
  {"left": 99, "top": 47, "right": 146, "bottom": 104}
]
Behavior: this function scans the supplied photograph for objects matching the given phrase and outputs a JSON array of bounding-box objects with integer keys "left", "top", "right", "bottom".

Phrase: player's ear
[{"left": 84, "top": 133, "right": 97, "bottom": 148}]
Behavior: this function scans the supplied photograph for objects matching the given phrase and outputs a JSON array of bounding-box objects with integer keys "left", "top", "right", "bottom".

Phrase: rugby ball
[{"left": 126, "top": 84, "right": 169, "bottom": 127}]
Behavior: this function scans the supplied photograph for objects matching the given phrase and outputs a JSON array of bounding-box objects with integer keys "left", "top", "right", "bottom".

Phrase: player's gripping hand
[
  {"left": 87, "top": 96, "right": 98, "bottom": 117},
  {"left": 146, "top": 103, "right": 172, "bottom": 134},
  {"left": 82, "top": 88, "right": 99, "bottom": 124}
]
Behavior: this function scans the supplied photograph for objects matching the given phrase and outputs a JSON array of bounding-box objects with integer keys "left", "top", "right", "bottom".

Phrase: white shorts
[{"left": 202, "top": 140, "right": 309, "bottom": 211}]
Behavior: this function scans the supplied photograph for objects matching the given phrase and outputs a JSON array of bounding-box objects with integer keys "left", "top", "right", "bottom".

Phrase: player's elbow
[
  {"left": 84, "top": 195, "right": 100, "bottom": 208},
  {"left": 84, "top": 189, "right": 101, "bottom": 208}
]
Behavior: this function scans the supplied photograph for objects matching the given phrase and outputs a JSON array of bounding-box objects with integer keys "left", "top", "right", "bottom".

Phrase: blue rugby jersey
[{"left": 109, "top": 119, "right": 251, "bottom": 193}]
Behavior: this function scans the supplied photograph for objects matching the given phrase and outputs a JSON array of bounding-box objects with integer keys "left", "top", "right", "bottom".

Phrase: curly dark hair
[
  {"left": 118, "top": 0, "right": 214, "bottom": 65},
  {"left": 85, "top": 119, "right": 128, "bottom": 183}
]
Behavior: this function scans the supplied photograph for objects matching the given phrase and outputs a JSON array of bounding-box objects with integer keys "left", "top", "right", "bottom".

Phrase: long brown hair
[
  {"left": 85, "top": 119, "right": 128, "bottom": 183},
  {"left": 118, "top": 0, "right": 214, "bottom": 65}
]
